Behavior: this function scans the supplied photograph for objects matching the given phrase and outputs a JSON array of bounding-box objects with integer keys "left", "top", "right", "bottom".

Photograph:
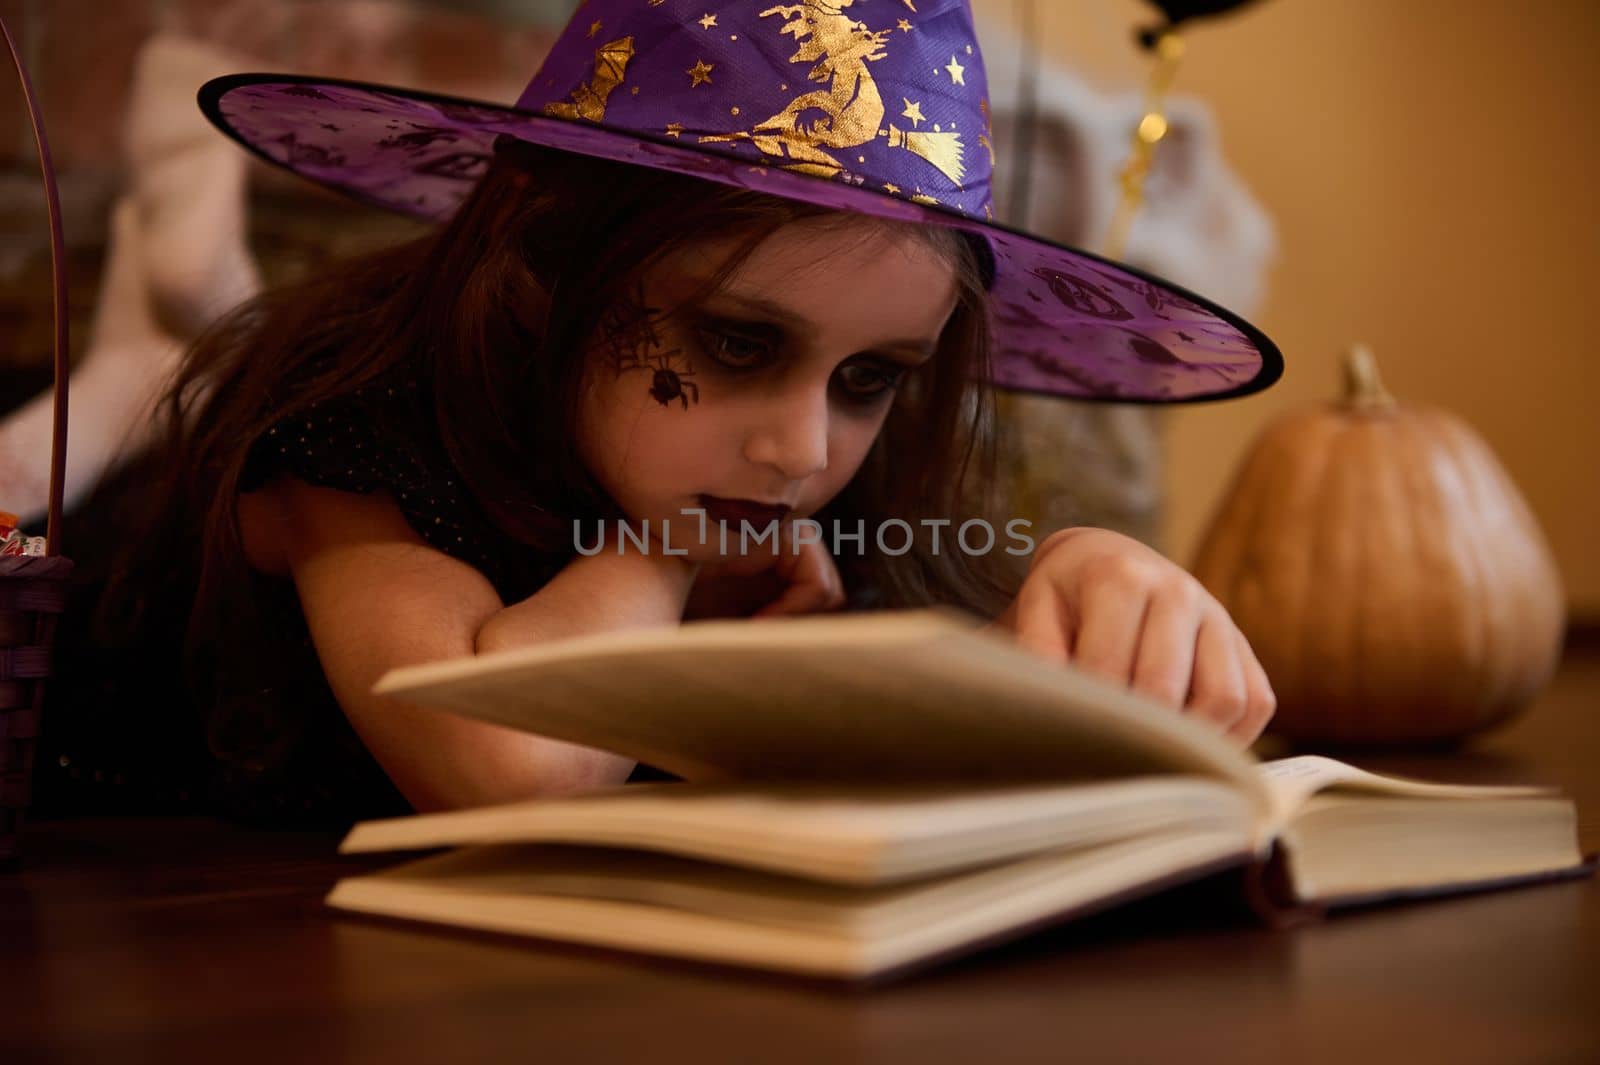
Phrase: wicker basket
[
  {"left": 2, "top": 16, "right": 75, "bottom": 866},
  {"left": 0, "top": 556, "right": 72, "bottom": 862}
]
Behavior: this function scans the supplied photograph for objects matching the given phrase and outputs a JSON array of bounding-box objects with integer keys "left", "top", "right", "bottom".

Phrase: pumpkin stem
[{"left": 1342, "top": 344, "right": 1397, "bottom": 410}]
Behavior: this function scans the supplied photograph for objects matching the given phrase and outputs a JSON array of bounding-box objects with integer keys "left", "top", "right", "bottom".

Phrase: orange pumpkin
[{"left": 1192, "top": 345, "right": 1566, "bottom": 745}]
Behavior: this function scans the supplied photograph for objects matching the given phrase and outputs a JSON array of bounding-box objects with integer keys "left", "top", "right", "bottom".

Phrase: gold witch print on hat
[{"left": 698, "top": 1, "right": 964, "bottom": 191}]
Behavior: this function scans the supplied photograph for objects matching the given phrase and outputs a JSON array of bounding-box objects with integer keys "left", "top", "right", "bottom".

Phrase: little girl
[{"left": 40, "top": 0, "right": 1282, "bottom": 825}]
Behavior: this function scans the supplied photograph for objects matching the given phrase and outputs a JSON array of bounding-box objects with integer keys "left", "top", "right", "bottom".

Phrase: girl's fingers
[
  {"left": 1001, "top": 529, "right": 1268, "bottom": 747},
  {"left": 1224, "top": 627, "right": 1277, "bottom": 745},
  {"left": 752, "top": 539, "right": 844, "bottom": 618},
  {"left": 751, "top": 586, "right": 826, "bottom": 618},
  {"left": 1008, "top": 575, "right": 1071, "bottom": 662},
  {"left": 751, "top": 573, "right": 824, "bottom": 617},
  {"left": 799, "top": 538, "right": 846, "bottom": 610},
  {"left": 1128, "top": 585, "right": 1204, "bottom": 710},
  {"left": 1070, "top": 571, "right": 1151, "bottom": 687},
  {"left": 1184, "top": 611, "right": 1249, "bottom": 736}
]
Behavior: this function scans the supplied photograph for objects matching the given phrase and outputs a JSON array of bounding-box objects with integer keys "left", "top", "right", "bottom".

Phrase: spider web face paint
[{"left": 597, "top": 280, "right": 701, "bottom": 410}]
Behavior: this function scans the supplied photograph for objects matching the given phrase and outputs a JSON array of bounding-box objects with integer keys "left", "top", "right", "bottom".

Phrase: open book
[{"left": 328, "top": 608, "right": 1590, "bottom": 980}]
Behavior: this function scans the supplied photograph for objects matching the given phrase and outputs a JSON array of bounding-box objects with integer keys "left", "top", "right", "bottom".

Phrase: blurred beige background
[{"left": 976, "top": 0, "right": 1600, "bottom": 616}]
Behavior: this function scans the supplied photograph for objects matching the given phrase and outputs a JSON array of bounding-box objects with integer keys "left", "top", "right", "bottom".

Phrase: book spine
[{"left": 1238, "top": 844, "right": 1326, "bottom": 929}]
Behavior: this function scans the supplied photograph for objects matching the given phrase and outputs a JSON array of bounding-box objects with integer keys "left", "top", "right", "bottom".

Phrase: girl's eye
[
  {"left": 697, "top": 328, "right": 773, "bottom": 368},
  {"left": 835, "top": 361, "right": 906, "bottom": 402}
]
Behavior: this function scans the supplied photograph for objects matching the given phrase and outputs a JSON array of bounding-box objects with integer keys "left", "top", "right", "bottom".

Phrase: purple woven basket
[{"left": 2, "top": 16, "right": 75, "bottom": 866}]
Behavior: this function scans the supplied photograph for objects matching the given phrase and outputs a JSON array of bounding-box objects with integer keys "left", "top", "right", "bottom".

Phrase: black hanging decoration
[{"left": 1137, "top": 0, "right": 1262, "bottom": 50}]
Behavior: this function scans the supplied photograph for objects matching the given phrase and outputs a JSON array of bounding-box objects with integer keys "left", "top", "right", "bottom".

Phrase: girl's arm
[{"left": 246, "top": 474, "right": 700, "bottom": 812}]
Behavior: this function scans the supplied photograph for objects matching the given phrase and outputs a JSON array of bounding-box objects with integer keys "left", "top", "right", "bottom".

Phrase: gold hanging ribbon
[{"left": 1101, "top": 29, "right": 1185, "bottom": 261}]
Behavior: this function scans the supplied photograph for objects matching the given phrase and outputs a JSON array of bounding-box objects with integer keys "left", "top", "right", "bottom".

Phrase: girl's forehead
[
  {"left": 640, "top": 252, "right": 958, "bottom": 362},
  {"left": 650, "top": 221, "right": 951, "bottom": 304}
]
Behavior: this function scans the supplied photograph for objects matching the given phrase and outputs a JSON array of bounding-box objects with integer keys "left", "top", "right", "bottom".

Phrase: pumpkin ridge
[
  {"left": 1392, "top": 411, "right": 1474, "bottom": 738},
  {"left": 1472, "top": 421, "right": 1567, "bottom": 707},
  {"left": 1441, "top": 413, "right": 1556, "bottom": 729},
  {"left": 1195, "top": 415, "right": 1295, "bottom": 621},
  {"left": 1358, "top": 415, "right": 1412, "bottom": 739},
  {"left": 1293, "top": 414, "right": 1354, "bottom": 739},
  {"left": 1446, "top": 409, "right": 1504, "bottom": 725},
  {"left": 1253, "top": 415, "right": 1333, "bottom": 720}
]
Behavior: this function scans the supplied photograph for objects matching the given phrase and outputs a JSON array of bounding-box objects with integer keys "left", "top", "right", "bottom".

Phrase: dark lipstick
[{"left": 696, "top": 494, "right": 792, "bottom": 528}]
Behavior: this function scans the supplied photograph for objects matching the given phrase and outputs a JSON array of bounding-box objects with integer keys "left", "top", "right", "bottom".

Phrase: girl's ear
[
  {"left": 505, "top": 261, "right": 559, "bottom": 338},
  {"left": 577, "top": 357, "right": 599, "bottom": 398}
]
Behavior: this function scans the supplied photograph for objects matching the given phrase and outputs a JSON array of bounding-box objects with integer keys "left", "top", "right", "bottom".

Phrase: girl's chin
[{"left": 691, "top": 549, "right": 781, "bottom": 577}]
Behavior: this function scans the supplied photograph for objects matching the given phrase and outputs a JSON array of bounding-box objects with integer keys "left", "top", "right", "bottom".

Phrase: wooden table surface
[{"left": 4, "top": 648, "right": 1598, "bottom": 1065}]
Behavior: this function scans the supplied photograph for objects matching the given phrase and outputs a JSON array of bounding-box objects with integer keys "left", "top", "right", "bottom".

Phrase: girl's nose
[{"left": 742, "top": 386, "right": 830, "bottom": 481}]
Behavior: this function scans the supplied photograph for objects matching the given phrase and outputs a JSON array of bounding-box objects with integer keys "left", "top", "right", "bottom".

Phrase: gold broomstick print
[{"left": 699, "top": 1, "right": 965, "bottom": 187}]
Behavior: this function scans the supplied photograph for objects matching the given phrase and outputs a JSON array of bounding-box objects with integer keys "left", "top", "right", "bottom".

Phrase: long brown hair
[{"left": 100, "top": 139, "right": 1023, "bottom": 748}]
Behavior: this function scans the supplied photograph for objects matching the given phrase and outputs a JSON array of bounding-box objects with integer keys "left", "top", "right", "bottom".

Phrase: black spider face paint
[{"left": 597, "top": 281, "right": 701, "bottom": 410}]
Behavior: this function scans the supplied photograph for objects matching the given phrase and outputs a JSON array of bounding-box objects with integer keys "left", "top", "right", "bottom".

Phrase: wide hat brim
[{"left": 199, "top": 72, "right": 1281, "bottom": 404}]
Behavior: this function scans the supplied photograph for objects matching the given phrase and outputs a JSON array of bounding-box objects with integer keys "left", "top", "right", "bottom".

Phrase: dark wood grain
[{"left": 3, "top": 652, "right": 1598, "bottom": 1065}]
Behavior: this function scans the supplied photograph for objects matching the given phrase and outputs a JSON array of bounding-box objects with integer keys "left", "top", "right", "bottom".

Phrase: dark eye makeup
[
  {"left": 690, "top": 315, "right": 920, "bottom": 404},
  {"left": 693, "top": 320, "right": 778, "bottom": 369}
]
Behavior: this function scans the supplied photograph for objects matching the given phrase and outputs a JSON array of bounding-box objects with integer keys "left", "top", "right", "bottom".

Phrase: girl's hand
[
  {"left": 749, "top": 530, "right": 847, "bottom": 618},
  {"left": 989, "top": 527, "right": 1276, "bottom": 746},
  {"left": 685, "top": 523, "right": 846, "bottom": 620}
]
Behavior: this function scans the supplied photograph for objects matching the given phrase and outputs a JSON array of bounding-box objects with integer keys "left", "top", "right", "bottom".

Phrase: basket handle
[{"left": 1, "top": 16, "right": 69, "bottom": 559}]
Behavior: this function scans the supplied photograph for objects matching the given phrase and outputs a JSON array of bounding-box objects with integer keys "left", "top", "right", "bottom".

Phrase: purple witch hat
[{"left": 198, "top": 0, "right": 1281, "bottom": 403}]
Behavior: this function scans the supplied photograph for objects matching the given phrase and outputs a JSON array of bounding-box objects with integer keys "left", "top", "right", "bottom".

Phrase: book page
[
  {"left": 374, "top": 607, "right": 1269, "bottom": 811},
  {"left": 325, "top": 827, "right": 1254, "bottom": 979},
  {"left": 1258, "top": 754, "right": 1556, "bottom": 830},
  {"left": 339, "top": 776, "right": 1255, "bottom": 884}
]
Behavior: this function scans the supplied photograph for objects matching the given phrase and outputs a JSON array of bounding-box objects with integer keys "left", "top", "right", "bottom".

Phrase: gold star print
[
  {"left": 944, "top": 55, "right": 966, "bottom": 86},
  {"left": 897, "top": 19, "right": 912, "bottom": 32},
  {"left": 884, "top": 182, "right": 902, "bottom": 194},
  {"left": 901, "top": 98, "right": 925, "bottom": 128},
  {"left": 687, "top": 59, "right": 714, "bottom": 87},
  {"left": 901, "top": 0, "right": 917, "bottom": 11},
  {"left": 588, "top": 20, "right": 602, "bottom": 38},
  {"left": 699, "top": 13, "right": 717, "bottom": 30},
  {"left": 664, "top": 123, "right": 684, "bottom": 138}
]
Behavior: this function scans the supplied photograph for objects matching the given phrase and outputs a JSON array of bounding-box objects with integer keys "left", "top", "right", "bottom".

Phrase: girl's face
[{"left": 576, "top": 217, "right": 960, "bottom": 562}]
